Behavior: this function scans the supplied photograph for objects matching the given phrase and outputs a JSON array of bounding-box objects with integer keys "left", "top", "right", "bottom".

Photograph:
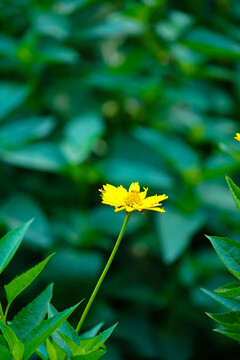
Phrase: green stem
[
  {"left": 76, "top": 213, "right": 131, "bottom": 334},
  {"left": 0, "top": 302, "right": 4, "bottom": 323},
  {"left": 4, "top": 303, "right": 10, "bottom": 323}
]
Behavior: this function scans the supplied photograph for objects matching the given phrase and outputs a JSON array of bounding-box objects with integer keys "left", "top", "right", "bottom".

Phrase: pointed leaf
[
  {"left": 48, "top": 303, "right": 81, "bottom": 345},
  {"left": 201, "top": 288, "right": 240, "bottom": 311},
  {"left": 0, "top": 321, "right": 19, "bottom": 351},
  {"left": 12, "top": 342, "right": 25, "bottom": 360},
  {"left": 22, "top": 303, "right": 80, "bottom": 360},
  {"left": 10, "top": 284, "right": 53, "bottom": 340},
  {"left": 5, "top": 254, "right": 54, "bottom": 306},
  {"left": 0, "top": 220, "right": 33, "bottom": 274},
  {"left": 215, "top": 282, "right": 240, "bottom": 297},
  {"left": 81, "top": 324, "right": 117, "bottom": 353},
  {"left": 0, "top": 322, "right": 25, "bottom": 360},
  {"left": 206, "top": 235, "right": 240, "bottom": 280},
  {"left": 48, "top": 303, "right": 82, "bottom": 357},
  {"left": 72, "top": 349, "right": 106, "bottom": 360},
  {"left": 214, "top": 328, "right": 240, "bottom": 341},
  {"left": 46, "top": 339, "right": 57, "bottom": 360},
  {"left": 59, "top": 323, "right": 117, "bottom": 356},
  {"left": 226, "top": 176, "right": 240, "bottom": 213},
  {"left": 80, "top": 323, "right": 104, "bottom": 340},
  {"left": 206, "top": 310, "right": 240, "bottom": 331}
]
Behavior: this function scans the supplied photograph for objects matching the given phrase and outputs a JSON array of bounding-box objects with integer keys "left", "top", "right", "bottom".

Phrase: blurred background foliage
[{"left": 0, "top": 0, "right": 240, "bottom": 359}]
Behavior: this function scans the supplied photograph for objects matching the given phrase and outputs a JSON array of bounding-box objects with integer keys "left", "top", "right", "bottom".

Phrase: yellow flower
[
  {"left": 99, "top": 182, "right": 168, "bottom": 214},
  {"left": 234, "top": 133, "right": 240, "bottom": 142}
]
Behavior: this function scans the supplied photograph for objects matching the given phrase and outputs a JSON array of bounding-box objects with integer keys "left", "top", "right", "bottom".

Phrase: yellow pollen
[{"left": 124, "top": 191, "right": 142, "bottom": 207}]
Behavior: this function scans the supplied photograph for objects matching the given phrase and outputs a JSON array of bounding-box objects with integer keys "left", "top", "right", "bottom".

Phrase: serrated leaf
[
  {"left": 215, "top": 282, "right": 240, "bottom": 297},
  {"left": 48, "top": 304, "right": 80, "bottom": 358},
  {"left": 10, "top": 284, "right": 53, "bottom": 340},
  {"left": 214, "top": 328, "right": 240, "bottom": 341},
  {"left": 206, "top": 310, "right": 240, "bottom": 331},
  {"left": 202, "top": 288, "right": 240, "bottom": 311},
  {"left": 0, "top": 220, "right": 33, "bottom": 274},
  {"left": 81, "top": 323, "right": 117, "bottom": 353},
  {"left": 48, "top": 303, "right": 81, "bottom": 345},
  {"left": 5, "top": 254, "right": 54, "bottom": 306},
  {"left": 22, "top": 303, "right": 80, "bottom": 360},
  {"left": 226, "top": 176, "right": 240, "bottom": 213},
  {"left": 206, "top": 235, "right": 240, "bottom": 280},
  {"left": 59, "top": 323, "right": 117, "bottom": 357}
]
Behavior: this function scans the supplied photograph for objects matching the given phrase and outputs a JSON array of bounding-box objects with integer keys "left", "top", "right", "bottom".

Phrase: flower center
[{"left": 124, "top": 191, "right": 142, "bottom": 207}]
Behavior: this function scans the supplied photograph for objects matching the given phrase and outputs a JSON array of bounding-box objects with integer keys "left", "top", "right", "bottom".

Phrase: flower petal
[
  {"left": 142, "top": 194, "right": 168, "bottom": 208},
  {"left": 99, "top": 184, "right": 128, "bottom": 207},
  {"left": 139, "top": 187, "right": 148, "bottom": 200},
  {"left": 128, "top": 182, "right": 140, "bottom": 193}
]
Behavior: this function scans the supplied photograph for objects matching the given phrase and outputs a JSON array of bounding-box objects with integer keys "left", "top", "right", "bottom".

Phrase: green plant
[
  {"left": 205, "top": 175, "right": 240, "bottom": 342},
  {"left": 0, "top": 220, "right": 116, "bottom": 360}
]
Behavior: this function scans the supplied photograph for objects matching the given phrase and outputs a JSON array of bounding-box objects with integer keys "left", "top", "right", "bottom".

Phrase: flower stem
[{"left": 76, "top": 213, "right": 131, "bottom": 334}]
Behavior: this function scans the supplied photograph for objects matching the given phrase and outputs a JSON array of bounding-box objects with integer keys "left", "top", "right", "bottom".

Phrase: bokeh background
[{"left": 1, "top": 0, "right": 240, "bottom": 359}]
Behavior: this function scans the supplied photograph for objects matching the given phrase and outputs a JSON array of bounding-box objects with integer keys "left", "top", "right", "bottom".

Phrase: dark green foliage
[
  {"left": 1, "top": 0, "right": 240, "bottom": 359},
  {"left": 206, "top": 177, "right": 240, "bottom": 345},
  {"left": 0, "top": 223, "right": 115, "bottom": 360}
]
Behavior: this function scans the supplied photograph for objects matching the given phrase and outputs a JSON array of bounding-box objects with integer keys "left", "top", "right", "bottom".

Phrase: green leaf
[
  {"left": 12, "top": 341, "right": 25, "bottom": 360},
  {"left": 0, "top": 220, "right": 33, "bottom": 275},
  {"left": 184, "top": 28, "right": 240, "bottom": 60},
  {"left": 0, "top": 346, "right": 11, "bottom": 360},
  {"left": 59, "top": 323, "right": 117, "bottom": 356},
  {"left": 0, "top": 322, "right": 19, "bottom": 351},
  {"left": 61, "top": 113, "right": 105, "bottom": 165},
  {"left": 206, "top": 235, "right": 240, "bottom": 280},
  {"left": 46, "top": 339, "right": 57, "bottom": 360},
  {"left": 0, "top": 83, "right": 29, "bottom": 121},
  {"left": 133, "top": 126, "right": 201, "bottom": 178},
  {"left": 206, "top": 311, "right": 240, "bottom": 331},
  {"left": 209, "top": 235, "right": 240, "bottom": 274},
  {"left": 157, "top": 207, "right": 206, "bottom": 264},
  {"left": 81, "top": 14, "right": 144, "bottom": 39},
  {"left": 48, "top": 303, "right": 81, "bottom": 357},
  {"left": 22, "top": 303, "right": 80, "bottom": 360},
  {"left": 0, "top": 116, "right": 56, "bottom": 150},
  {"left": 0, "top": 142, "right": 67, "bottom": 172},
  {"left": 0, "top": 194, "right": 53, "bottom": 248},
  {"left": 214, "top": 328, "right": 240, "bottom": 341},
  {"left": 226, "top": 176, "right": 240, "bottom": 213},
  {"left": 10, "top": 284, "right": 53, "bottom": 340},
  {"left": 72, "top": 349, "right": 106, "bottom": 360},
  {"left": 5, "top": 254, "right": 54, "bottom": 306},
  {"left": 33, "top": 12, "right": 70, "bottom": 40},
  {"left": 202, "top": 288, "right": 240, "bottom": 311},
  {"left": 80, "top": 323, "right": 117, "bottom": 353},
  {"left": 80, "top": 323, "right": 104, "bottom": 340},
  {"left": 95, "top": 158, "right": 173, "bottom": 190},
  {"left": 215, "top": 282, "right": 240, "bottom": 297}
]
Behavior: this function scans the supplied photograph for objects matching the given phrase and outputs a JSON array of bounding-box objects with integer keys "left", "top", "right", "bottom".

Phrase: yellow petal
[
  {"left": 128, "top": 182, "right": 140, "bottom": 193},
  {"left": 139, "top": 187, "right": 148, "bottom": 200},
  {"left": 144, "top": 207, "right": 165, "bottom": 212},
  {"left": 99, "top": 184, "right": 128, "bottom": 207},
  {"left": 142, "top": 194, "right": 168, "bottom": 208},
  {"left": 234, "top": 133, "right": 240, "bottom": 141}
]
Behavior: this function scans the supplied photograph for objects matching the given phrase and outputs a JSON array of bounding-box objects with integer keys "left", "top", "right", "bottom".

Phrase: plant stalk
[{"left": 76, "top": 213, "right": 131, "bottom": 333}]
